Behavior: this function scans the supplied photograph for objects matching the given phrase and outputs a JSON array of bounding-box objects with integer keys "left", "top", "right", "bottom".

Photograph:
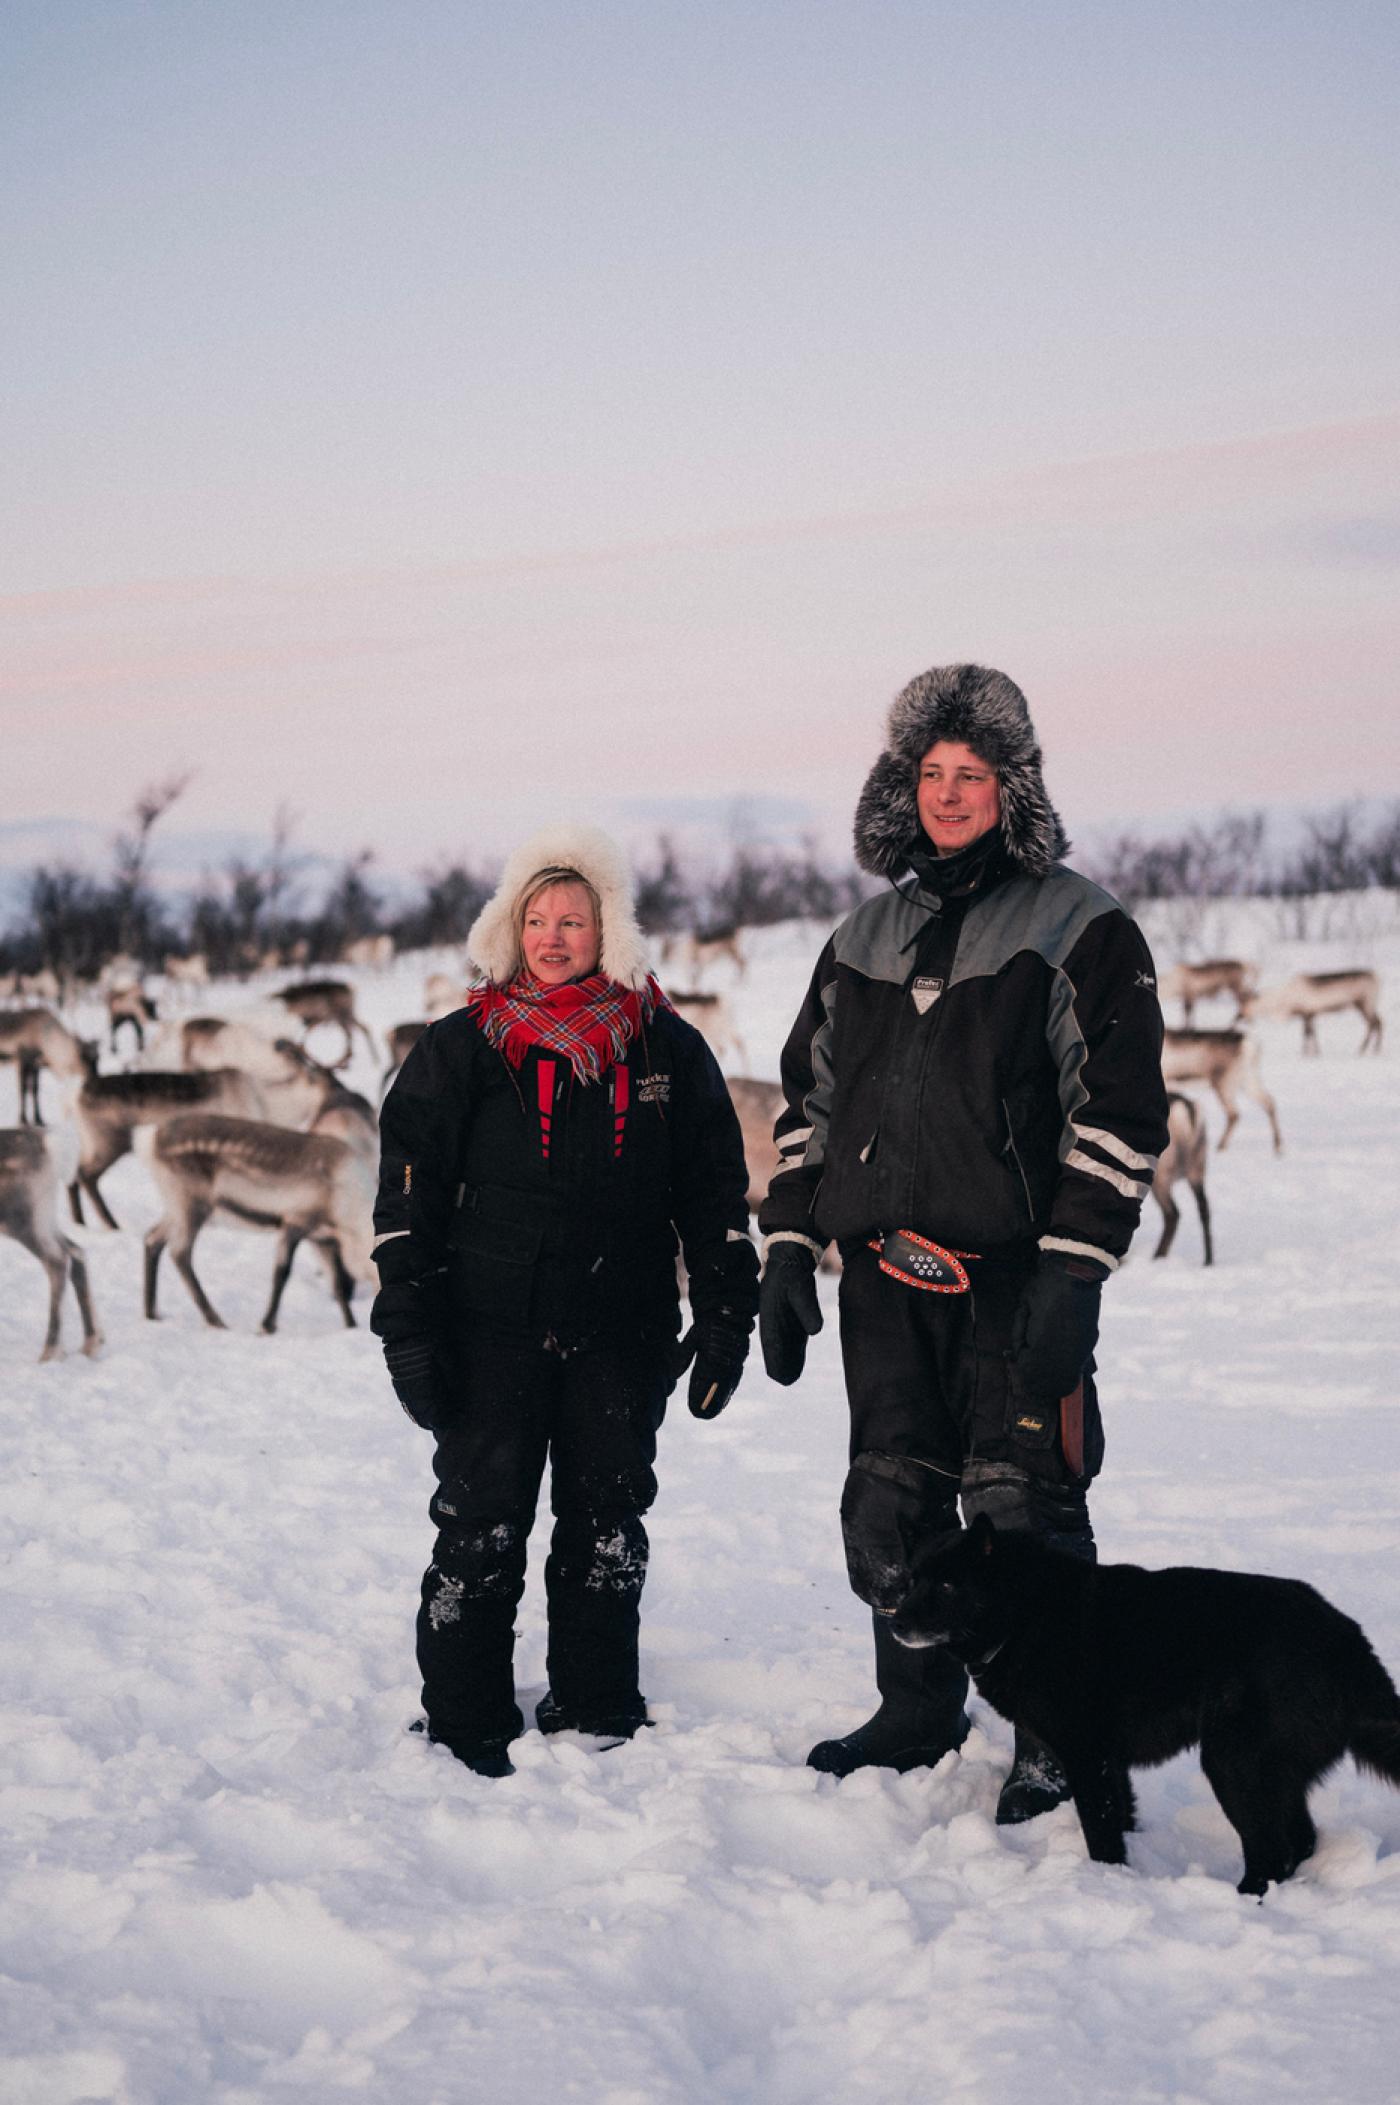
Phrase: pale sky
[{"left": 4, "top": 0, "right": 1397, "bottom": 875}]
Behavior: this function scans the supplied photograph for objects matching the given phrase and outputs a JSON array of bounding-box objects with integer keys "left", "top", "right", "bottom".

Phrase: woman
[{"left": 372, "top": 826, "right": 758, "bottom": 1775}]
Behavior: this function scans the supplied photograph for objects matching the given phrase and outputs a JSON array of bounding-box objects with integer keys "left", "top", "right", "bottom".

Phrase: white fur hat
[{"left": 466, "top": 824, "right": 651, "bottom": 989}]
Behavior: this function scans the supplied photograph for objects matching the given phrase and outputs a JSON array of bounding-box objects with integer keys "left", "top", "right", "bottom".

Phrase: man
[{"left": 758, "top": 664, "right": 1169, "bottom": 1819}]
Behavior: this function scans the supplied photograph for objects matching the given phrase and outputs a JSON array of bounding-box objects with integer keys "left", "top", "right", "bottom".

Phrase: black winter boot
[
  {"left": 409, "top": 1718, "right": 516, "bottom": 1777},
  {"left": 808, "top": 1615, "right": 971, "bottom": 1777},
  {"left": 535, "top": 1692, "right": 650, "bottom": 1744},
  {"left": 995, "top": 1728, "right": 1071, "bottom": 1824}
]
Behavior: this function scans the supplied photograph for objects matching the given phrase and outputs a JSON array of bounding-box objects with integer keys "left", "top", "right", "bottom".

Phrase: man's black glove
[
  {"left": 370, "top": 1242, "right": 454, "bottom": 1432},
  {"left": 759, "top": 1240, "right": 823, "bottom": 1386},
  {"left": 1009, "top": 1254, "right": 1105, "bottom": 1400},
  {"left": 677, "top": 1308, "right": 752, "bottom": 1418}
]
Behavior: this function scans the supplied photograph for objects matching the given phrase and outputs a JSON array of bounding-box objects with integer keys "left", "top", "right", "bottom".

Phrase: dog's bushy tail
[{"left": 1351, "top": 1714, "right": 1400, "bottom": 1787}]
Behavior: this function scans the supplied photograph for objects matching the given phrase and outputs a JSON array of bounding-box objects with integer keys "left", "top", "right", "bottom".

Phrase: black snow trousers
[
  {"left": 419, "top": 1331, "right": 670, "bottom": 1746},
  {"left": 837, "top": 1244, "right": 1099, "bottom": 1718}
]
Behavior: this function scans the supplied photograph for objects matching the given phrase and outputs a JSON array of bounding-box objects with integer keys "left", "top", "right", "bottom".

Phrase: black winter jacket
[
  {"left": 758, "top": 850, "right": 1169, "bottom": 1271},
  {"left": 374, "top": 1004, "right": 757, "bottom": 1351}
]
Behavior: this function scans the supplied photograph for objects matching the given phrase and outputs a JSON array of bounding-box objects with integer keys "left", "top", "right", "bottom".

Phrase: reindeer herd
[{"left": 0, "top": 938, "right": 1388, "bottom": 1362}]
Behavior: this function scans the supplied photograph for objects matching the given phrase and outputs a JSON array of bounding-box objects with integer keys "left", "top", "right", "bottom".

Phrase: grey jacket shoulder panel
[
  {"left": 829, "top": 890, "right": 931, "bottom": 986},
  {"left": 948, "top": 866, "right": 1123, "bottom": 990},
  {"left": 827, "top": 865, "right": 1123, "bottom": 992}
]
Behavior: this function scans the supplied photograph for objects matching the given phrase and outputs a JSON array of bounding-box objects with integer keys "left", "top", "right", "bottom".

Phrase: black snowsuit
[
  {"left": 761, "top": 832, "right": 1169, "bottom": 1737},
  {"left": 374, "top": 1003, "right": 757, "bottom": 1744}
]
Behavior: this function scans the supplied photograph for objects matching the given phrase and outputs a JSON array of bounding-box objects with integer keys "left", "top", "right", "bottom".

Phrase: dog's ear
[{"left": 969, "top": 1513, "right": 997, "bottom": 1555}]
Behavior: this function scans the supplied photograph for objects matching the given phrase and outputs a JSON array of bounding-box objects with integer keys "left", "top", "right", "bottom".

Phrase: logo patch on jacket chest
[
  {"left": 911, "top": 976, "right": 944, "bottom": 1015},
  {"left": 637, "top": 1073, "right": 671, "bottom": 1104}
]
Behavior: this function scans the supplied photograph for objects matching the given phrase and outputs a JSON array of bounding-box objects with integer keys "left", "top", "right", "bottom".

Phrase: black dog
[{"left": 890, "top": 1515, "right": 1400, "bottom": 1895}]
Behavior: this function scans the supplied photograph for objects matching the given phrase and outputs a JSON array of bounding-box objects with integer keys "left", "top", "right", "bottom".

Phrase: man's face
[{"left": 916, "top": 741, "right": 1001, "bottom": 857}]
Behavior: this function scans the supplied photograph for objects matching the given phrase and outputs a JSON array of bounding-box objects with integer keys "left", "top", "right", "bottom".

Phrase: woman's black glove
[
  {"left": 759, "top": 1241, "right": 823, "bottom": 1386},
  {"left": 380, "top": 1332, "right": 452, "bottom": 1431},
  {"left": 1010, "top": 1254, "right": 1105, "bottom": 1400},
  {"left": 678, "top": 1309, "right": 752, "bottom": 1418},
  {"left": 370, "top": 1242, "right": 454, "bottom": 1432}
]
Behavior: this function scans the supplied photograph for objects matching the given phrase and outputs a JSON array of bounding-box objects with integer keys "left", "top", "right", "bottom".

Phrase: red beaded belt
[{"left": 867, "top": 1230, "right": 980, "bottom": 1294}]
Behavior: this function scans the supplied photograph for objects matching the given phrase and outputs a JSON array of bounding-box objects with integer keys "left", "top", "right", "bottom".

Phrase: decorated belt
[{"left": 867, "top": 1230, "right": 980, "bottom": 1294}]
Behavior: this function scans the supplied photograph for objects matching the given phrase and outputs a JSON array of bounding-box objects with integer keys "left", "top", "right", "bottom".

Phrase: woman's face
[{"left": 521, "top": 882, "right": 602, "bottom": 985}]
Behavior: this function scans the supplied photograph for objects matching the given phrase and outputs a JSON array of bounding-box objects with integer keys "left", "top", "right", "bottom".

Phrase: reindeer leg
[
  {"left": 1153, "top": 1192, "right": 1179, "bottom": 1258},
  {"left": 1213, "top": 1085, "right": 1238, "bottom": 1152},
  {"left": 39, "top": 1248, "right": 68, "bottom": 1361},
  {"left": 63, "top": 1240, "right": 103, "bottom": 1355},
  {"left": 1257, "top": 1088, "right": 1283, "bottom": 1155},
  {"left": 311, "top": 1235, "right": 357, "bottom": 1326},
  {"left": 68, "top": 1179, "right": 86, "bottom": 1228},
  {"left": 261, "top": 1225, "right": 304, "bottom": 1334},
  {"left": 168, "top": 1205, "right": 226, "bottom": 1328},
  {"left": 1193, "top": 1184, "right": 1214, "bottom": 1266},
  {"left": 81, "top": 1168, "right": 121, "bottom": 1233},
  {"left": 144, "top": 1222, "right": 167, "bottom": 1318}
]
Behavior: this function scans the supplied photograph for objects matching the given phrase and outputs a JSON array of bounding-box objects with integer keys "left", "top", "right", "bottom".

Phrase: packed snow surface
[{"left": 3, "top": 902, "right": 1400, "bottom": 2102}]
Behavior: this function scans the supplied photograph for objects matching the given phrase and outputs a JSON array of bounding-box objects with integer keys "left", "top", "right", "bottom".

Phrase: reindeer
[
  {"left": 0, "top": 1009, "right": 99, "bottom": 1125},
  {"left": 725, "top": 1076, "right": 783, "bottom": 1212},
  {"left": 663, "top": 927, "right": 747, "bottom": 985},
  {"left": 1161, "top": 1028, "right": 1282, "bottom": 1154},
  {"left": 1159, "top": 958, "right": 1257, "bottom": 1027},
  {"left": 1242, "top": 969, "right": 1383, "bottom": 1055},
  {"left": 142, "top": 1113, "right": 377, "bottom": 1333},
  {"left": 724, "top": 1075, "right": 840, "bottom": 1272},
  {"left": 17, "top": 968, "right": 62, "bottom": 1005},
  {"left": 162, "top": 952, "right": 210, "bottom": 1001},
  {"left": 273, "top": 978, "right": 378, "bottom": 1068},
  {"left": 669, "top": 990, "right": 748, "bottom": 1073},
  {"left": 342, "top": 932, "right": 394, "bottom": 970},
  {"left": 380, "top": 1019, "right": 429, "bottom": 1100},
  {"left": 160, "top": 1017, "right": 344, "bottom": 1122},
  {"left": 424, "top": 972, "right": 471, "bottom": 1019},
  {"left": 0, "top": 1128, "right": 103, "bottom": 1360},
  {"left": 106, "top": 981, "right": 159, "bottom": 1054},
  {"left": 1150, "top": 1092, "right": 1213, "bottom": 1264},
  {"left": 68, "top": 1066, "right": 273, "bottom": 1229},
  {"left": 308, "top": 1080, "right": 379, "bottom": 1162}
]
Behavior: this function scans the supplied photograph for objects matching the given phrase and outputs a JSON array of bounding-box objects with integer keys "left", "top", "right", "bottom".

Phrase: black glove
[
  {"left": 678, "top": 1308, "right": 752, "bottom": 1418},
  {"left": 371, "top": 1243, "right": 453, "bottom": 1432},
  {"left": 1010, "top": 1254, "right": 1105, "bottom": 1400},
  {"left": 381, "top": 1331, "right": 453, "bottom": 1431},
  {"left": 759, "top": 1240, "right": 823, "bottom": 1386}
]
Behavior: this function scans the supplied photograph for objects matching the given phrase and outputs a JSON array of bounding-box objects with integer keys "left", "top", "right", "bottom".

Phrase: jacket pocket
[{"left": 446, "top": 1213, "right": 544, "bottom": 1326}]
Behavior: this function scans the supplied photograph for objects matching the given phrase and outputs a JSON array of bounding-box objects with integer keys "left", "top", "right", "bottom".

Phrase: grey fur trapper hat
[{"left": 853, "top": 662, "right": 1070, "bottom": 880}]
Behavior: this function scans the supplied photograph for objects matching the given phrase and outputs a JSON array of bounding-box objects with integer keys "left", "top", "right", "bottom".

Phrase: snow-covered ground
[{"left": 3, "top": 905, "right": 1400, "bottom": 2103}]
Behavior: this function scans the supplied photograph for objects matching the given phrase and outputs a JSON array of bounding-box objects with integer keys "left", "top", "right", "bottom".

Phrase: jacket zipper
[{"left": 1001, "top": 1098, "right": 1035, "bottom": 1218}]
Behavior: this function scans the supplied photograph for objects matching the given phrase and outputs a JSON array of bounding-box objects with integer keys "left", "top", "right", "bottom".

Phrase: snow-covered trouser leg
[
  {"left": 544, "top": 1512, "right": 650, "bottom": 1725},
  {"left": 541, "top": 1341, "right": 669, "bottom": 1729},
  {"left": 417, "top": 1508, "right": 532, "bottom": 1747},
  {"left": 416, "top": 1338, "right": 555, "bottom": 1747}
]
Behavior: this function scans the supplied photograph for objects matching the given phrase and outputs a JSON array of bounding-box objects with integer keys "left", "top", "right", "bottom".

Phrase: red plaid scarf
[{"left": 466, "top": 970, "right": 670, "bottom": 1085}]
